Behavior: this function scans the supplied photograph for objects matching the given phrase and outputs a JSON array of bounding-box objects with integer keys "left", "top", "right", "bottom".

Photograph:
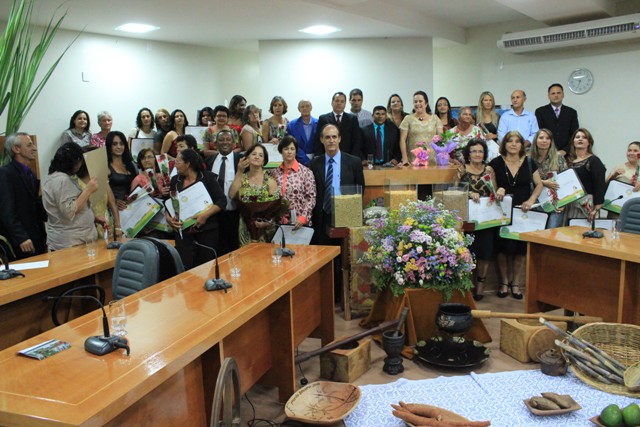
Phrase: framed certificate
[
  {"left": 499, "top": 208, "right": 548, "bottom": 240},
  {"left": 537, "top": 169, "right": 584, "bottom": 213},
  {"left": 603, "top": 180, "right": 640, "bottom": 214},
  {"left": 468, "top": 195, "right": 512, "bottom": 230}
]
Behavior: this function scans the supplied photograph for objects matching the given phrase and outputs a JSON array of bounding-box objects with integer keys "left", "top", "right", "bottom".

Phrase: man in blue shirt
[
  {"left": 362, "top": 106, "right": 401, "bottom": 165},
  {"left": 286, "top": 99, "right": 318, "bottom": 166},
  {"left": 497, "top": 90, "right": 539, "bottom": 148}
]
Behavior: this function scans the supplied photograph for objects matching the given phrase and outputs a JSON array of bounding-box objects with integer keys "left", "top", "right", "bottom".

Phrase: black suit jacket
[
  {"left": 314, "top": 112, "right": 363, "bottom": 159},
  {"left": 362, "top": 120, "right": 401, "bottom": 164},
  {"left": 0, "top": 160, "right": 47, "bottom": 259},
  {"left": 310, "top": 152, "right": 365, "bottom": 244},
  {"left": 205, "top": 152, "right": 241, "bottom": 174},
  {"left": 535, "top": 104, "right": 579, "bottom": 154}
]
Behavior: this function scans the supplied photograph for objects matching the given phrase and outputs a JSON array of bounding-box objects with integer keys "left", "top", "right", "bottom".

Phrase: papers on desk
[
  {"left": 500, "top": 208, "right": 548, "bottom": 240},
  {"left": 10, "top": 260, "right": 49, "bottom": 270},
  {"left": 120, "top": 187, "right": 163, "bottom": 238},
  {"left": 271, "top": 225, "right": 314, "bottom": 245},
  {"left": 537, "top": 169, "right": 585, "bottom": 213},
  {"left": 468, "top": 195, "right": 512, "bottom": 230},
  {"left": 603, "top": 179, "right": 640, "bottom": 214},
  {"left": 19, "top": 339, "right": 70, "bottom": 360},
  {"left": 164, "top": 181, "right": 214, "bottom": 230}
]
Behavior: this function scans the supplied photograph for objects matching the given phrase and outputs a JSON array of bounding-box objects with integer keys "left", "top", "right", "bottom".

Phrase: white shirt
[{"left": 211, "top": 154, "right": 237, "bottom": 211}]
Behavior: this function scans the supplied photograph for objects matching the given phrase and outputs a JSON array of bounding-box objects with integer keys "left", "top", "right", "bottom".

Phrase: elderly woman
[
  {"left": 197, "top": 106, "right": 214, "bottom": 127},
  {"left": 240, "top": 104, "right": 263, "bottom": 150},
  {"left": 435, "top": 97, "right": 459, "bottom": 132},
  {"left": 566, "top": 128, "right": 607, "bottom": 222},
  {"left": 387, "top": 94, "right": 408, "bottom": 128},
  {"left": 42, "top": 143, "right": 105, "bottom": 250},
  {"left": 270, "top": 136, "right": 316, "bottom": 229},
  {"left": 107, "top": 131, "right": 138, "bottom": 210},
  {"left": 455, "top": 139, "right": 496, "bottom": 301},
  {"left": 166, "top": 148, "right": 226, "bottom": 269},
  {"left": 261, "top": 96, "right": 289, "bottom": 145},
  {"left": 607, "top": 141, "right": 640, "bottom": 189},
  {"left": 161, "top": 109, "right": 189, "bottom": 158},
  {"left": 91, "top": 111, "right": 112, "bottom": 148},
  {"left": 228, "top": 95, "right": 247, "bottom": 133},
  {"left": 61, "top": 110, "right": 91, "bottom": 147},
  {"left": 203, "top": 105, "right": 240, "bottom": 157},
  {"left": 399, "top": 91, "right": 443, "bottom": 165},
  {"left": 475, "top": 91, "right": 500, "bottom": 142},
  {"left": 531, "top": 129, "right": 568, "bottom": 228},
  {"left": 229, "top": 144, "right": 281, "bottom": 246},
  {"left": 128, "top": 107, "right": 156, "bottom": 145},
  {"left": 451, "top": 106, "right": 485, "bottom": 163},
  {"left": 489, "top": 131, "right": 543, "bottom": 299},
  {"left": 130, "top": 148, "right": 169, "bottom": 199}
]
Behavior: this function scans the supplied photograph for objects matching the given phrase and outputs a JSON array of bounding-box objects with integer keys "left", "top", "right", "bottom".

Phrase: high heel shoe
[
  {"left": 473, "top": 277, "right": 485, "bottom": 301},
  {"left": 497, "top": 283, "right": 509, "bottom": 298},
  {"left": 510, "top": 284, "right": 523, "bottom": 300}
]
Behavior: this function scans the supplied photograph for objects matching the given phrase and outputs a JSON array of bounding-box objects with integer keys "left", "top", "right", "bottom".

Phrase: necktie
[
  {"left": 323, "top": 158, "right": 334, "bottom": 213},
  {"left": 336, "top": 114, "right": 341, "bottom": 126},
  {"left": 376, "top": 126, "right": 383, "bottom": 161},
  {"left": 554, "top": 107, "right": 560, "bottom": 118},
  {"left": 218, "top": 156, "right": 227, "bottom": 189}
]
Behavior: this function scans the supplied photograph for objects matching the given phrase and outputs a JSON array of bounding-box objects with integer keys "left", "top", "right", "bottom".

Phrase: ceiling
[{"left": 1, "top": 0, "right": 638, "bottom": 51}]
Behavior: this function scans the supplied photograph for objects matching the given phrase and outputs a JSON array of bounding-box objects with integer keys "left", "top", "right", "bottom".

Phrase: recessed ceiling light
[
  {"left": 299, "top": 25, "right": 341, "bottom": 36},
  {"left": 115, "top": 23, "right": 160, "bottom": 34}
]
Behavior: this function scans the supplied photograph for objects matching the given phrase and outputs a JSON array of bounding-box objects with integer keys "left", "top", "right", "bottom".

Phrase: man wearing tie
[
  {"left": 362, "top": 106, "right": 401, "bottom": 165},
  {"left": 314, "top": 92, "right": 363, "bottom": 159},
  {"left": 205, "top": 130, "right": 240, "bottom": 255},
  {"left": 0, "top": 133, "right": 47, "bottom": 259},
  {"left": 535, "top": 83, "right": 579, "bottom": 157},
  {"left": 286, "top": 99, "right": 318, "bottom": 166}
]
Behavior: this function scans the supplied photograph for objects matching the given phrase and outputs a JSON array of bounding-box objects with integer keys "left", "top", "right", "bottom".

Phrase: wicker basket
[{"left": 565, "top": 322, "right": 640, "bottom": 397}]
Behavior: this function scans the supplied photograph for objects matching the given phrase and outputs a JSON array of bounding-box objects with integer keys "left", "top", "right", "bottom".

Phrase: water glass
[
  {"left": 109, "top": 299, "right": 127, "bottom": 337},
  {"left": 612, "top": 220, "right": 622, "bottom": 240},
  {"left": 272, "top": 247, "right": 283, "bottom": 265},
  {"left": 85, "top": 241, "right": 97, "bottom": 258},
  {"left": 229, "top": 252, "right": 241, "bottom": 278},
  {"left": 367, "top": 154, "right": 374, "bottom": 170}
]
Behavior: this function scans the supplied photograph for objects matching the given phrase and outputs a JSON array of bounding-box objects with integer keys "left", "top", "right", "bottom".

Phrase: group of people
[{"left": 2, "top": 85, "right": 637, "bottom": 303}]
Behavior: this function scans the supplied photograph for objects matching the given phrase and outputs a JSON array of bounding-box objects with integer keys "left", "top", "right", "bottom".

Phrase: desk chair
[
  {"left": 619, "top": 198, "right": 640, "bottom": 234},
  {"left": 112, "top": 237, "right": 185, "bottom": 300}
]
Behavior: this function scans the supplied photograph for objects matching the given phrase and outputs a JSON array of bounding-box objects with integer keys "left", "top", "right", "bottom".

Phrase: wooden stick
[
  {"left": 471, "top": 310, "right": 602, "bottom": 324},
  {"left": 566, "top": 353, "right": 612, "bottom": 385},
  {"left": 556, "top": 341, "right": 624, "bottom": 384}
]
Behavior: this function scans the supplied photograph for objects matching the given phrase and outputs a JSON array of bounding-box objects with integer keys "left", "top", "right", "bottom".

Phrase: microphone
[
  {"left": 0, "top": 243, "right": 24, "bottom": 280},
  {"left": 106, "top": 223, "right": 122, "bottom": 250},
  {"left": 193, "top": 241, "right": 232, "bottom": 292},
  {"left": 41, "top": 294, "right": 130, "bottom": 356},
  {"left": 276, "top": 224, "right": 295, "bottom": 257},
  {"left": 583, "top": 195, "right": 624, "bottom": 239}
]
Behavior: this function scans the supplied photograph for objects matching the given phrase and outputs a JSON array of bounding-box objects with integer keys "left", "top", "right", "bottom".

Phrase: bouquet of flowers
[
  {"left": 410, "top": 141, "right": 430, "bottom": 166},
  {"left": 155, "top": 154, "right": 171, "bottom": 187},
  {"left": 430, "top": 130, "right": 458, "bottom": 166},
  {"left": 277, "top": 124, "right": 286, "bottom": 140},
  {"left": 360, "top": 199, "right": 475, "bottom": 301},
  {"left": 238, "top": 188, "right": 289, "bottom": 241}
]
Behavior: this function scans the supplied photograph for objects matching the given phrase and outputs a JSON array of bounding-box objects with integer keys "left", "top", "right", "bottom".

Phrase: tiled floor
[{"left": 238, "top": 289, "right": 549, "bottom": 425}]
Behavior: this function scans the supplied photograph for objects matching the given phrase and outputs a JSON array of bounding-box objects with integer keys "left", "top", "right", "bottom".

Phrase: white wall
[
  {"left": 434, "top": 19, "right": 640, "bottom": 170},
  {"left": 258, "top": 38, "right": 433, "bottom": 118}
]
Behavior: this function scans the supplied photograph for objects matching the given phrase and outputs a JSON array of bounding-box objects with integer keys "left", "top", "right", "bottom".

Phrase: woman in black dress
[
  {"left": 566, "top": 128, "right": 606, "bottom": 222},
  {"left": 489, "top": 131, "right": 543, "bottom": 299},
  {"left": 106, "top": 131, "right": 137, "bottom": 210}
]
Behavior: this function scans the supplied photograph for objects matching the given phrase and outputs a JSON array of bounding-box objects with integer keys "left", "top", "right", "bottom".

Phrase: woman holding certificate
[
  {"left": 490, "top": 131, "right": 543, "bottom": 299},
  {"left": 455, "top": 138, "right": 496, "bottom": 301},
  {"left": 166, "top": 148, "right": 227, "bottom": 269},
  {"left": 606, "top": 141, "right": 640, "bottom": 189},
  {"left": 530, "top": 129, "right": 568, "bottom": 228},
  {"left": 566, "top": 128, "right": 606, "bottom": 222}
]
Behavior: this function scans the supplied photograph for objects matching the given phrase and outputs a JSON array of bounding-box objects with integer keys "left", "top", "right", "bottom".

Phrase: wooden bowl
[{"left": 284, "top": 381, "right": 361, "bottom": 425}]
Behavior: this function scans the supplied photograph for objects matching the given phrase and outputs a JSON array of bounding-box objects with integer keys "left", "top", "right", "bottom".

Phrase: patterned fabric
[
  {"left": 399, "top": 114, "right": 443, "bottom": 162},
  {"left": 534, "top": 153, "right": 568, "bottom": 178},
  {"left": 349, "top": 226, "right": 376, "bottom": 318},
  {"left": 451, "top": 125, "right": 485, "bottom": 163},
  {"left": 458, "top": 165, "right": 494, "bottom": 197},
  {"left": 267, "top": 118, "right": 289, "bottom": 141},
  {"left": 270, "top": 161, "right": 316, "bottom": 225},
  {"left": 90, "top": 132, "right": 106, "bottom": 148},
  {"left": 345, "top": 370, "right": 637, "bottom": 427}
]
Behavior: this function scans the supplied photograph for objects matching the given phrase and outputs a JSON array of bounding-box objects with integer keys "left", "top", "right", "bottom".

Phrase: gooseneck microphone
[
  {"left": 106, "top": 223, "right": 123, "bottom": 250},
  {"left": 193, "top": 241, "right": 232, "bottom": 292},
  {"left": 0, "top": 244, "right": 25, "bottom": 280},
  {"left": 583, "top": 195, "right": 624, "bottom": 239},
  {"left": 41, "top": 294, "right": 130, "bottom": 356},
  {"left": 276, "top": 224, "right": 296, "bottom": 257}
]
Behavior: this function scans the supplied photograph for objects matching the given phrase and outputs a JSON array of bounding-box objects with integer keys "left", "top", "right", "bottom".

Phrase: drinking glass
[
  {"left": 367, "top": 154, "right": 374, "bottom": 170},
  {"left": 109, "top": 299, "right": 127, "bottom": 337},
  {"left": 272, "top": 247, "right": 283, "bottom": 265},
  {"left": 85, "top": 240, "right": 97, "bottom": 258},
  {"left": 229, "top": 252, "right": 241, "bottom": 277},
  {"left": 612, "top": 220, "right": 622, "bottom": 240}
]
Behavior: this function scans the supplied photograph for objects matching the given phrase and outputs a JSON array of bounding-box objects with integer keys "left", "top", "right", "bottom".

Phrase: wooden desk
[
  {"left": 521, "top": 226, "right": 640, "bottom": 324},
  {"left": 0, "top": 241, "right": 119, "bottom": 350},
  {"left": 0, "top": 243, "right": 338, "bottom": 427}
]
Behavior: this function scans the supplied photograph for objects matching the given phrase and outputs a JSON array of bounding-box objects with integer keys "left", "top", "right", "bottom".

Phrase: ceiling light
[
  {"left": 299, "top": 25, "right": 341, "bottom": 36},
  {"left": 115, "top": 23, "right": 160, "bottom": 34}
]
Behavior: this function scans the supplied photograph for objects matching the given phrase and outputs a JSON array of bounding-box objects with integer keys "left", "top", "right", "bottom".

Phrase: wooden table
[
  {"left": 0, "top": 243, "right": 338, "bottom": 427},
  {"left": 521, "top": 226, "right": 640, "bottom": 324},
  {"left": 0, "top": 241, "right": 119, "bottom": 350}
]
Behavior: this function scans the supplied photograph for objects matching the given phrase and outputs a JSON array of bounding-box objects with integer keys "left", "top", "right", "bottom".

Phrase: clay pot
[{"left": 435, "top": 303, "right": 473, "bottom": 335}]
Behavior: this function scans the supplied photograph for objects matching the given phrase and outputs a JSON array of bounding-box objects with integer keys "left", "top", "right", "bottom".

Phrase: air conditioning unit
[{"left": 497, "top": 14, "right": 640, "bottom": 53}]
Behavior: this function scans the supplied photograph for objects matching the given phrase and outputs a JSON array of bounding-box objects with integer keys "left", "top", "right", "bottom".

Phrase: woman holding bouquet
[
  {"left": 130, "top": 148, "right": 169, "bottom": 199},
  {"left": 566, "top": 128, "right": 606, "bottom": 222},
  {"left": 399, "top": 91, "right": 443, "bottom": 165},
  {"left": 262, "top": 96, "right": 289, "bottom": 145},
  {"left": 455, "top": 139, "right": 496, "bottom": 300},
  {"left": 166, "top": 148, "right": 226, "bottom": 269},
  {"left": 530, "top": 129, "right": 568, "bottom": 228},
  {"left": 229, "top": 144, "right": 282, "bottom": 246},
  {"left": 490, "top": 131, "right": 543, "bottom": 299}
]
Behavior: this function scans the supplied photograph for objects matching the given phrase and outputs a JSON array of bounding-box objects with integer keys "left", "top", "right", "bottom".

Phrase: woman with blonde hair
[{"left": 476, "top": 91, "right": 500, "bottom": 142}]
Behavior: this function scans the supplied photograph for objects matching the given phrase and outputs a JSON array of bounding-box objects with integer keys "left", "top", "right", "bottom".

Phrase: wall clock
[{"left": 568, "top": 68, "right": 594, "bottom": 94}]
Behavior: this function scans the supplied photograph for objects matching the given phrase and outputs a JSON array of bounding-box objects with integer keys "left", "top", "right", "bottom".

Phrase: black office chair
[{"left": 619, "top": 198, "right": 640, "bottom": 234}]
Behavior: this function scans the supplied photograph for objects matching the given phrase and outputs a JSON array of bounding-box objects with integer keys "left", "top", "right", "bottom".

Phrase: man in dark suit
[
  {"left": 314, "top": 92, "right": 363, "bottom": 159},
  {"left": 0, "top": 133, "right": 47, "bottom": 260},
  {"left": 286, "top": 99, "right": 318, "bottom": 166},
  {"left": 535, "top": 83, "right": 579, "bottom": 156},
  {"left": 362, "top": 106, "right": 401, "bottom": 165},
  {"left": 205, "top": 130, "right": 240, "bottom": 255}
]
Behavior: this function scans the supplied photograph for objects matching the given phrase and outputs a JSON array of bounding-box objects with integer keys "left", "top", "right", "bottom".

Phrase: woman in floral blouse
[
  {"left": 271, "top": 136, "right": 316, "bottom": 230},
  {"left": 451, "top": 107, "right": 485, "bottom": 164}
]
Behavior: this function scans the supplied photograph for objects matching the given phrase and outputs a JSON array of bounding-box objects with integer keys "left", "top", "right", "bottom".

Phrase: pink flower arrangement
[
  {"left": 430, "top": 130, "right": 458, "bottom": 166},
  {"left": 411, "top": 141, "right": 430, "bottom": 166}
]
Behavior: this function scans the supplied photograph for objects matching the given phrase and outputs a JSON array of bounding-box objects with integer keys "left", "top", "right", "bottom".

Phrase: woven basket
[{"left": 565, "top": 322, "right": 640, "bottom": 397}]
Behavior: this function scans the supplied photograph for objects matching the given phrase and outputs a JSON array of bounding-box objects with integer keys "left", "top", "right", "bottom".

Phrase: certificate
[
  {"left": 499, "top": 208, "right": 548, "bottom": 240},
  {"left": 603, "top": 180, "right": 640, "bottom": 214},
  {"left": 537, "top": 169, "right": 584, "bottom": 213},
  {"left": 185, "top": 126, "right": 208, "bottom": 151},
  {"left": 264, "top": 142, "right": 283, "bottom": 168},
  {"left": 271, "top": 225, "right": 314, "bottom": 246},
  {"left": 176, "top": 181, "right": 214, "bottom": 229},
  {"left": 147, "top": 210, "right": 172, "bottom": 233},
  {"left": 120, "top": 189, "right": 163, "bottom": 238},
  {"left": 130, "top": 138, "right": 154, "bottom": 163},
  {"left": 468, "top": 195, "right": 512, "bottom": 230}
]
